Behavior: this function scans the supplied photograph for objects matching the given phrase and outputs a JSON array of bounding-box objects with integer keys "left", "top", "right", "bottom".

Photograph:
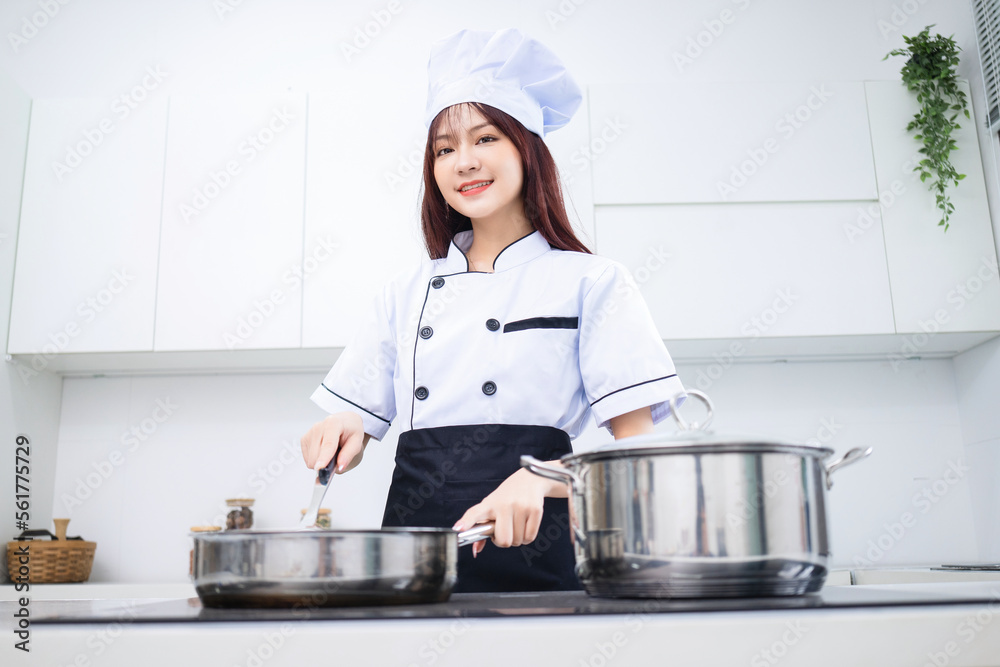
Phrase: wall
[
  {"left": 0, "top": 70, "right": 64, "bottom": 583},
  {"left": 1, "top": 0, "right": 997, "bottom": 581}
]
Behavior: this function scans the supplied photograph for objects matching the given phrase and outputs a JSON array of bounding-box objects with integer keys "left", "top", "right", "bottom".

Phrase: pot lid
[
  {"left": 569, "top": 428, "right": 835, "bottom": 463},
  {"left": 569, "top": 390, "right": 834, "bottom": 462}
]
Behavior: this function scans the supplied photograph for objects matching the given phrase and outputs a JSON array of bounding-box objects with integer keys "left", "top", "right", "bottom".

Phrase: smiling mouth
[{"left": 459, "top": 180, "right": 493, "bottom": 194}]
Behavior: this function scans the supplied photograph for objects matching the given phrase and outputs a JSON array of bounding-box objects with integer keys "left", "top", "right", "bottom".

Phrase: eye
[
  {"left": 435, "top": 146, "right": 453, "bottom": 157},
  {"left": 477, "top": 135, "right": 497, "bottom": 144}
]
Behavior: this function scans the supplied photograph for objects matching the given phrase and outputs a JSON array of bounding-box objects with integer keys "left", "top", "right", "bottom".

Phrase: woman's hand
[
  {"left": 300, "top": 412, "right": 371, "bottom": 474},
  {"left": 452, "top": 465, "right": 568, "bottom": 557}
]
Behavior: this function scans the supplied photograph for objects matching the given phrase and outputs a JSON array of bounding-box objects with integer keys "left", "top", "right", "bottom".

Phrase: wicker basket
[{"left": 6, "top": 519, "right": 96, "bottom": 584}]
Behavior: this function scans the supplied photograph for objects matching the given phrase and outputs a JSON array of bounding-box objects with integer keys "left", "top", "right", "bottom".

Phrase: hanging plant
[{"left": 884, "top": 25, "right": 970, "bottom": 231}]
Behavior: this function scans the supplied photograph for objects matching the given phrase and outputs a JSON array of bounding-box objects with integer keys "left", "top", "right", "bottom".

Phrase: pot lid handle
[{"left": 669, "top": 390, "right": 714, "bottom": 432}]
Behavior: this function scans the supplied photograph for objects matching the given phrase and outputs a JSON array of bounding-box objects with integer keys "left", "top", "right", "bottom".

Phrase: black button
[
  {"left": 482, "top": 381, "right": 497, "bottom": 396},
  {"left": 419, "top": 326, "right": 433, "bottom": 339},
  {"left": 431, "top": 277, "right": 445, "bottom": 289},
  {"left": 486, "top": 319, "right": 500, "bottom": 331},
  {"left": 414, "top": 386, "right": 429, "bottom": 400}
]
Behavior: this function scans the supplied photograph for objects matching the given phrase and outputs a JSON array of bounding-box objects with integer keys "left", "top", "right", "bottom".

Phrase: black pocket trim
[{"left": 503, "top": 317, "right": 579, "bottom": 333}]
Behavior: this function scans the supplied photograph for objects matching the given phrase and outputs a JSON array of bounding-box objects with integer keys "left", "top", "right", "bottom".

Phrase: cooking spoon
[{"left": 298, "top": 457, "right": 336, "bottom": 529}]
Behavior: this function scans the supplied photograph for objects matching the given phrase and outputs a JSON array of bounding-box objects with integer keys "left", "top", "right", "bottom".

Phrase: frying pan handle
[
  {"left": 824, "top": 446, "right": 873, "bottom": 490},
  {"left": 456, "top": 522, "right": 495, "bottom": 548}
]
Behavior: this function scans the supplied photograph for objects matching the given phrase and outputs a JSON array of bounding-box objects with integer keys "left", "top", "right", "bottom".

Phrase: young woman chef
[{"left": 301, "top": 28, "right": 686, "bottom": 592}]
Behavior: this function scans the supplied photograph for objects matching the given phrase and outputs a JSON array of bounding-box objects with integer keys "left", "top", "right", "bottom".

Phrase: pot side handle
[
  {"left": 825, "top": 446, "right": 873, "bottom": 490},
  {"left": 520, "top": 455, "right": 584, "bottom": 491},
  {"left": 520, "top": 456, "right": 588, "bottom": 547}
]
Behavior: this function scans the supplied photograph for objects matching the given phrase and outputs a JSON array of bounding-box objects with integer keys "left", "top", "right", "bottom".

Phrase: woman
[{"left": 301, "top": 28, "right": 685, "bottom": 592}]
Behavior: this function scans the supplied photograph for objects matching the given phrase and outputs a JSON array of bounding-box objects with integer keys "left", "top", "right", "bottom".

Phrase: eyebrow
[{"left": 434, "top": 122, "right": 494, "bottom": 143}]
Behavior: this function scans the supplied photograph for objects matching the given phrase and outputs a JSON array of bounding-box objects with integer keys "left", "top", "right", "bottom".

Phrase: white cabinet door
[
  {"left": 588, "top": 82, "right": 877, "bottom": 205},
  {"left": 595, "top": 202, "right": 895, "bottom": 339},
  {"left": 155, "top": 95, "right": 306, "bottom": 351},
  {"left": 865, "top": 81, "right": 1000, "bottom": 334},
  {"left": 301, "top": 90, "right": 426, "bottom": 349},
  {"left": 8, "top": 98, "right": 167, "bottom": 354}
]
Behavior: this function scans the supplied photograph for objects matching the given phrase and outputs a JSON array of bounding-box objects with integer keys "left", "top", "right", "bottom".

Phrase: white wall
[
  {"left": 3, "top": 0, "right": 998, "bottom": 581},
  {"left": 954, "top": 336, "right": 1000, "bottom": 562}
]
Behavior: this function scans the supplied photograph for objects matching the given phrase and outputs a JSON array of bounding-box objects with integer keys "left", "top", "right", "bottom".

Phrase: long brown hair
[{"left": 420, "top": 102, "right": 592, "bottom": 260}]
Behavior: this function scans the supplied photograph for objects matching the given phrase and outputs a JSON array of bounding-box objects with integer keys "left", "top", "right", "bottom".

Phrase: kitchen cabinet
[
  {"left": 154, "top": 94, "right": 307, "bottom": 351},
  {"left": 8, "top": 98, "right": 167, "bottom": 354},
  {"left": 300, "top": 91, "right": 426, "bottom": 349},
  {"left": 587, "top": 82, "right": 878, "bottom": 204},
  {"left": 865, "top": 81, "right": 1000, "bottom": 335},
  {"left": 8, "top": 80, "right": 999, "bottom": 373},
  {"left": 596, "top": 202, "right": 896, "bottom": 340}
]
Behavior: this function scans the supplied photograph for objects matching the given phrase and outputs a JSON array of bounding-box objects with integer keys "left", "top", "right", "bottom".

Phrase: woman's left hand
[{"left": 452, "top": 467, "right": 565, "bottom": 557}]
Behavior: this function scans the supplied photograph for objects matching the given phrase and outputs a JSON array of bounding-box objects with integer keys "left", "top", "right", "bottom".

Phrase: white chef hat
[{"left": 424, "top": 28, "right": 582, "bottom": 137}]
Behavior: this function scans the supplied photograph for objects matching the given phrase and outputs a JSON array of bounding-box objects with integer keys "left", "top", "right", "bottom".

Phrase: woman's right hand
[{"left": 300, "top": 412, "right": 370, "bottom": 474}]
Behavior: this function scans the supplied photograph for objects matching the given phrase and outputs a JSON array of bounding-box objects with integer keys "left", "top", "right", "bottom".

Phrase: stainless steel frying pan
[
  {"left": 190, "top": 524, "right": 492, "bottom": 608},
  {"left": 191, "top": 457, "right": 493, "bottom": 608}
]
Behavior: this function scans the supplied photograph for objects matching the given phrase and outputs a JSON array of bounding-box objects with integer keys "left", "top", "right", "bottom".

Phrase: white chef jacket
[{"left": 310, "top": 230, "right": 685, "bottom": 441}]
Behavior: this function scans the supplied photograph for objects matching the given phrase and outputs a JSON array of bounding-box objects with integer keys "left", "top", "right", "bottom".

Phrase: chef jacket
[{"left": 310, "top": 229, "right": 685, "bottom": 440}]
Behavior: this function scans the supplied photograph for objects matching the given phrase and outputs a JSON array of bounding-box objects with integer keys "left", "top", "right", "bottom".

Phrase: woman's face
[{"left": 432, "top": 105, "right": 524, "bottom": 225}]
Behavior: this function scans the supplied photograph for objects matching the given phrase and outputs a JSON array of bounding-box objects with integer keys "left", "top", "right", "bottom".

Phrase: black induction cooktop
[{"left": 32, "top": 586, "right": 1000, "bottom": 624}]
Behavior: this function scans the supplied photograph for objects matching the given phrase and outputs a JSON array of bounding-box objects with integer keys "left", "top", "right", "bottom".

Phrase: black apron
[{"left": 381, "top": 424, "right": 582, "bottom": 593}]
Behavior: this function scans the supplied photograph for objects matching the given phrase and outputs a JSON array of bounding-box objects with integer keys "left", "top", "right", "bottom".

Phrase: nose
[{"left": 455, "top": 143, "right": 479, "bottom": 174}]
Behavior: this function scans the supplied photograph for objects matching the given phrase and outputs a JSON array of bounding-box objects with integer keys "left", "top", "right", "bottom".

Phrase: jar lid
[
  {"left": 189, "top": 525, "right": 222, "bottom": 532},
  {"left": 225, "top": 498, "right": 255, "bottom": 507},
  {"left": 300, "top": 508, "right": 331, "bottom": 515}
]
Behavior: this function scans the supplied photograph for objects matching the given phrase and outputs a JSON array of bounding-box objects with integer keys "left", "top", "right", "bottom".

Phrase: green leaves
[{"left": 885, "top": 25, "right": 969, "bottom": 231}]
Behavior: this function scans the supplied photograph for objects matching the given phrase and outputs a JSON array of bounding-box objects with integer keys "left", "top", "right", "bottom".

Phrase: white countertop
[{"left": 3, "top": 579, "right": 1000, "bottom": 667}]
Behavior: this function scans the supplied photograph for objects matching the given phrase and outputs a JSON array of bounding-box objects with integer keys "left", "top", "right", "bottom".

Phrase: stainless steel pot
[
  {"left": 521, "top": 391, "right": 871, "bottom": 598},
  {"left": 191, "top": 525, "right": 492, "bottom": 608}
]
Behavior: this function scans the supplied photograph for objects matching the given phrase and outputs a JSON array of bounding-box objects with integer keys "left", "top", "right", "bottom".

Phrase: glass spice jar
[
  {"left": 300, "top": 507, "right": 332, "bottom": 529},
  {"left": 225, "top": 498, "right": 254, "bottom": 530}
]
